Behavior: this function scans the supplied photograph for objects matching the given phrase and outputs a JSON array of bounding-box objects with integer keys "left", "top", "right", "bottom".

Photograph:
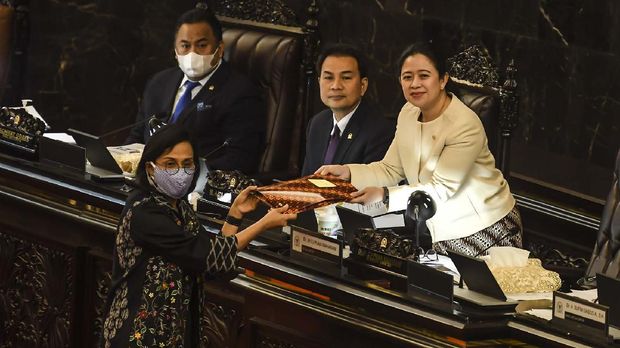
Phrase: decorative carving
[
  {"left": 0, "top": 106, "right": 45, "bottom": 154},
  {"left": 92, "top": 267, "right": 112, "bottom": 346},
  {"left": 497, "top": 59, "right": 519, "bottom": 175},
  {"left": 349, "top": 228, "right": 421, "bottom": 273},
  {"left": 300, "top": 0, "right": 320, "bottom": 162},
  {"left": 0, "top": 232, "right": 74, "bottom": 347},
  {"left": 199, "top": 301, "right": 241, "bottom": 347},
  {"left": 204, "top": 170, "right": 258, "bottom": 198},
  {"left": 302, "top": 0, "right": 319, "bottom": 74},
  {"left": 210, "top": 0, "right": 297, "bottom": 26},
  {"left": 527, "top": 241, "right": 589, "bottom": 270},
  {"left": 447, "top": 45, "right": 519, "bottom": 176},
  {"left": 499, "top": 60, "right": 519, "bottom": 132},
  {"left": 447, "top": 45, "right": 499, "bottom": 88}
]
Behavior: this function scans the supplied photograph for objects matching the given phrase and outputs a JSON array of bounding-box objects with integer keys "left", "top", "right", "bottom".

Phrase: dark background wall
[{"left": 7, "top": 0, "right": 620, "bottom": 210}]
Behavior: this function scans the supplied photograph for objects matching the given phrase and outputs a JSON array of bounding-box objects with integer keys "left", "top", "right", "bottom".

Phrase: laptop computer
[
  {"left": 597, "top": 273, "right": 620, "bottom": 328},
  {"left": 447, "top": 250, "right": 508, "bottom": 302},
  {"left": 67, "top": 128, "right": 124, "bottom": 180},
  {"left": 336, "top": 206, "right": 375, "bottom": 244}
]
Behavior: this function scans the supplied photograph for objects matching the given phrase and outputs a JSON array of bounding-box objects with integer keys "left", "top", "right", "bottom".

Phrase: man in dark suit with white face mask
[{"left": 126, "top": 6, "right": 265, "bottom": 174}]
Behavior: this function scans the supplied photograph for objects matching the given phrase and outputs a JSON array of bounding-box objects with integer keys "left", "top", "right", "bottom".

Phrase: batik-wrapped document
[{"left": 252, "top": 175, "right": 357, "bottom": 214}]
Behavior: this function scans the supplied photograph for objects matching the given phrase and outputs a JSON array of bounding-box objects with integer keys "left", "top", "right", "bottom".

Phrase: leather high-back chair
[
  {"left": 0, "top": 5, "right": 13, "bottom": 102},
  {"left": 446, "top": 46, "right": 519, "bottom": 176},
  {"left": 578, "top": 149, "right": 620, "bottom": 288},
  {"left": 218, "top": 12, "right": 318, "bottom": 177},
  {"left": 449, "top": 82, "right": 499, "bottom": 156}
]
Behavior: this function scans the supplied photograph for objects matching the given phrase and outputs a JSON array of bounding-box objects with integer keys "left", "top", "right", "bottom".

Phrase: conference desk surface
[{"left": 0, "top": 151, "right": 609, "bottom": 347}]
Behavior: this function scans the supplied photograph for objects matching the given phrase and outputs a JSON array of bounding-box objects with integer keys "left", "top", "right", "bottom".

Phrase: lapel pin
[
  {"left": 208, "top": 85, "right": 215, "bottom": 91},
  {"left": 347, "top": 133, "right": 353, "bottom": 139}
]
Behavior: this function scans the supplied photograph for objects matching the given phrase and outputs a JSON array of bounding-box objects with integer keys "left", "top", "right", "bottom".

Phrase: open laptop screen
[{"left": 447, "top": 250, "right": 506, "bottom": 301}]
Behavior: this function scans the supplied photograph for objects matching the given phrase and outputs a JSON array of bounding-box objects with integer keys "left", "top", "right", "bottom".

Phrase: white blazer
[{"left": 348, "top": 95, "right": 515, "bottom": 242}]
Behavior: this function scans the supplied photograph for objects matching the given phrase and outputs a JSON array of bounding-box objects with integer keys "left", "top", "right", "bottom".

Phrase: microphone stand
[
  {"left": 414, "top": 206, "right": 422, "bottom": 262},
  {"left": 192, "top": 138, "right": 232, "bottom": 195},
  {"left": 98, "top": 114, "right": 163, "bottom": 139},
  {"left": 458, "top": 229, "right": 518, "bottom": 288}
]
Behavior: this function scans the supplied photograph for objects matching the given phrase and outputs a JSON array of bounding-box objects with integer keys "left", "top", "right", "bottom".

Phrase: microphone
[
  {"left": 405, "top": 191, "right": 436, "bottom": 261},
  {"left": 192, "top": 137, "right": 232, "bottom": 195},
  {"left": 203, "top": 137, "right": 232, "bottom": 160},
  {"left": 98, "top": 113, "right": 167, "bottom": 139},
  {"left": 457, "top": 228, "right": 520, "bottom": 288}
]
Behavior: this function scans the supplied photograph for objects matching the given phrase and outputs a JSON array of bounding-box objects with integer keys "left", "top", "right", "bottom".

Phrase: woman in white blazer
[{"left": 317, "top": 42, "right": 522, "bottom": 256}]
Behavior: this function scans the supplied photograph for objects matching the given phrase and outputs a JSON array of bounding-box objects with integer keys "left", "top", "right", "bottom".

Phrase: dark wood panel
[{"left": 0, "top": 152, "right": 599, "bottom": 347}]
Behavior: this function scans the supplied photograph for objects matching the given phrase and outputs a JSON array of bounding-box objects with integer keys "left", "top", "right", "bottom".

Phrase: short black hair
[
  {"left": 397, "top": 41, "right": 447, "bottom": 77},
  {"left": 175, "top": 7, "right": 223, "bottom": 43},
  {"left": 135, "top": 124, "right": 200, "bottom": 196},
  {"left": 316, "top": 43, "right": 368, "bottom": 78}
]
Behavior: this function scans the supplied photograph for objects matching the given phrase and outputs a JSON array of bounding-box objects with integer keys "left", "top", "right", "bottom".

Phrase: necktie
[
  {"left": 323, "top": 125, "right": 341, "bottom": 164},
  {"left": 170, "top": 80, "right": 201, "bottom": 123}
]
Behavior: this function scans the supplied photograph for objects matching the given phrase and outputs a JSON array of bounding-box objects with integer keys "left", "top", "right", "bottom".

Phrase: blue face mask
[{"left": 149, "top": 162, "right": 195, "bottom": 199}]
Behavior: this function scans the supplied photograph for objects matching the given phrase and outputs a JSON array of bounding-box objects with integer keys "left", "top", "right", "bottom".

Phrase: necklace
[{"left": 421, "top": 93, "right": 450, "bottom": 122}]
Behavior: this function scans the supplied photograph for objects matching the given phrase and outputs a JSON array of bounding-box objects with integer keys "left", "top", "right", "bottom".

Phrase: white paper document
[
  {"left": 43, "top": 132, "right": 76, "bottom": 144},
  {"left": 339, "top": 201, "right": 405, "bottom": 228}
]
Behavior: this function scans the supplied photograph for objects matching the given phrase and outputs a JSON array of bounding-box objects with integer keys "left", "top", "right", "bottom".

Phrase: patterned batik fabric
[
  {"left": 432, "top": 205, "right": 523, "bottom": 257},
  {"left": 253, "top": 174, "right": 358, "bottom": 213},
  {"left": 101, "top": 191, "right": 238, "bottom": 348}
]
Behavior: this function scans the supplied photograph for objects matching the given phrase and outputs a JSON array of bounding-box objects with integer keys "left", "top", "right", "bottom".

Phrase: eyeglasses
[
  {"left": 151, "top": 161, "right": 196, "bottom": 175},
  {"left": 416, "top": 247, "right": 438, "bottom": 262}
]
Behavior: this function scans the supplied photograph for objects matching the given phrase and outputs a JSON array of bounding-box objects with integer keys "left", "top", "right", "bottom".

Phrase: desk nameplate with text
[
  {"left": 290, "top": 227, "right": 344, "bottom": 276},
  {"left": 552, "top": 291, "right": 611, "bottom": 341}
]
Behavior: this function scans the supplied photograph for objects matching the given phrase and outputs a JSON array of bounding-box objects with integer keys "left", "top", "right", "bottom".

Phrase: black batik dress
[{"left": 101, "top": 190, "right": 238, "bottom": 348}]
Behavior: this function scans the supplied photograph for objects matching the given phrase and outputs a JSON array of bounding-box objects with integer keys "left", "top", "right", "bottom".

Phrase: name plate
[
  {"left": 0, "top": 107, "right": 46, "bottom": 155},
  {"left": 291, "top": 227, "right": 342, "bottom": 265},
  {"left": 552, "top": 291, "right": 610, "bottom": 339},
  {"left": 354, "top": 246, "right": 407, "bottom": 273}
]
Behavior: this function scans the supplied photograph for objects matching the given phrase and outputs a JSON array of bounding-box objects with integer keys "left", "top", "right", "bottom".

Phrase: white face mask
[{"left": 176, "top": 47, "right": 220, "bottom": 79}]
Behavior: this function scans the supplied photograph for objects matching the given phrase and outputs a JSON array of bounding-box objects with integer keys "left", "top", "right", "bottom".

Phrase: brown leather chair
[
  {"left": 449, "top": 82, "right": 499, "bottom": 158},
  {"left": 577, "top": 149, "right": 620, "bottom": 288},
  {"left": 220, "top": 18, "right": 311, "bottom": 177},
  {"left": 0, "top": 5, "right": 13, "bottom": 102},
  {"left": 446, "top": 46, "right": 519, "bottom": 176}
]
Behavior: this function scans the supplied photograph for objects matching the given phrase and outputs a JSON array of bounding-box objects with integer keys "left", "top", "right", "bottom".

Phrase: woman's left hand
[
  {"left": 350, "top": 186, "right": 384, "bottom": 205},
  {"left": 230, "top": 186, "right": 259, "bottom": 216}
]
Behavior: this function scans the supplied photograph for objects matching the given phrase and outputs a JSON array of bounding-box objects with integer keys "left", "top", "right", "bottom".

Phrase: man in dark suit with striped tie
[
  {"left": 126, "top": 6, "right": 264, "bottom": 173},
  {"left": 301, "top": 44, "right": 395, "bottom": 176}
]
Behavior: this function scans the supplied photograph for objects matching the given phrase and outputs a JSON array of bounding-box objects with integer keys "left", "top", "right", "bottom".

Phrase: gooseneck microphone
[
  {"left": 98, "top": 113, "right": 167, "bottom": 139},
  {"left": 203, "top": 137, "right": 232, "bottom": 160},
  {"left": 192, "top": 137, "right": 233, "bottom": 194},
  {"left": 457, "top": 228, "right": 520, "bottom": 288},
  {"left": 406, "top": 191, "right": 436, "bottom": 261}
]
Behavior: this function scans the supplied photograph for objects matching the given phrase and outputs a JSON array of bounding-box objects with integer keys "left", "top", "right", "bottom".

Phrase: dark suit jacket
[
  {"left": 126, "top": 61, "right": 265, "bottom": 174},
  {"left": 301, "top": 99, "right": 396, "bottom": 176}
]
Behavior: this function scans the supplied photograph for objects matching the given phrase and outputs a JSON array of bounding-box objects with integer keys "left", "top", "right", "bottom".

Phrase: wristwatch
[
  {"left": 382, "top": 186, "right": 389, "bottom": 207},
  {"left": 225, "top": 214, "right": 243, "bottom": 227}
]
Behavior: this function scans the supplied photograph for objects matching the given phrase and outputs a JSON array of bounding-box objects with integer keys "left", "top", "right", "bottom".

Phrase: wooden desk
[{"left": 0, "top": 152, "right": 600, "bottom": 347}]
